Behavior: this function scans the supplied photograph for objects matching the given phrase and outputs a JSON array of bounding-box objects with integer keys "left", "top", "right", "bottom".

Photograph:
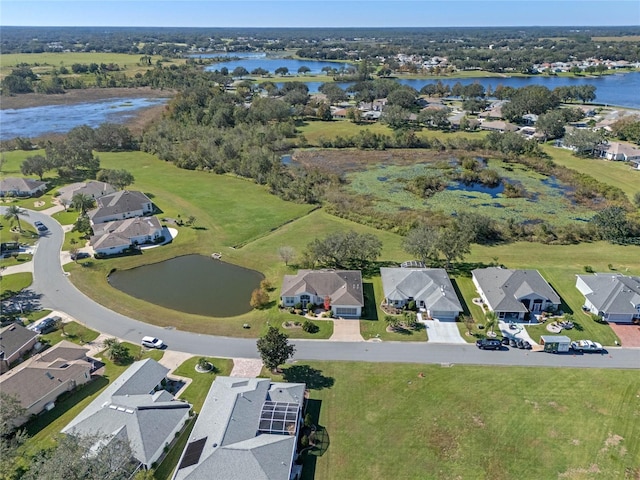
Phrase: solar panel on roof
[{"left": 178, "top": 437, "right": 207, "bottom": 470}]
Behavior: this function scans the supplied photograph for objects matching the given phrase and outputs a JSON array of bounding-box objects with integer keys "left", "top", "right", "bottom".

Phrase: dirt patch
[
  {"left": 604, "top": 433, "right": 624, "bottom": 448},
  {"left": 559, "top": 464, "right": 601, "bottom": 477},
  {"left": 292, "top": 148, "right": 459, "bottom": 175},
  {"left": 609, "top": 322, "right": 640, "bottom": 347},
  {"left": 1, "top": 87, "right": 174, "bottom": 110}
]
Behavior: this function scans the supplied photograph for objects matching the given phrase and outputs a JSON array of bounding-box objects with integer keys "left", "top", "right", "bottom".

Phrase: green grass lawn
[
  {"left": 40, "top": 321, "right": 100, "bottom": 346},
  {"left": 0, "top": 253, "right": 33, "bottom": 267},
  {"left": 270, "top": 361, "right": 640, "bottom": 480},
  {"left": 543, "top": 143, "right": 640, "bottom": 201},
  {"left": 52, "top": 209, "right": 81, "bottom": 226},
  {"left": 170, "top": 356, "right": 234, "bottom": 413},
  {"left": 0, "top": 217, "right": 40, "bottom": 245},
  {"left": 1, "top": 272, "right": 33, "bottom": 300}
]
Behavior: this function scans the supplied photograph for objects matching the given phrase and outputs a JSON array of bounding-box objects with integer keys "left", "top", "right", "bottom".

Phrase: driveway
[
  {"left": 330, "top": 319, "right": 363, "bottom": 342},
  {"left": 419, "top": 314, "right": 466, "bottom": 344},
  {"left": 609, "top": 323, "right": 640, "bottom": 347},
  {"left": 498, "top": 321, "right": 538, "bottom": 345}
]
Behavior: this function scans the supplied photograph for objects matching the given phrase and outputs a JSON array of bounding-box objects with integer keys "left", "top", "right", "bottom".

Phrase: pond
[
  {"left": 0, "top": 97, "right": 169, "bottom": 140},
  {"left": 108, "top": 254, "right": 264, "bottom": 317},
  {"left": 447, "top": 181, "right": 504, "bottom": 198}
]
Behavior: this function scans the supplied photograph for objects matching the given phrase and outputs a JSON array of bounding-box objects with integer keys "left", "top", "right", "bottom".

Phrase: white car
[
  {"left": 141, "top": 336, "right": 164, "bottom": 349},
  {"left": 571, "top": 339, "right": 603, "bottom": 352}
]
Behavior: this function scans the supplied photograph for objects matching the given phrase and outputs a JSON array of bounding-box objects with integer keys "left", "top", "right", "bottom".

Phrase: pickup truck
[{"left": 571, "top": 340, "right": 603, "bottom": 353}]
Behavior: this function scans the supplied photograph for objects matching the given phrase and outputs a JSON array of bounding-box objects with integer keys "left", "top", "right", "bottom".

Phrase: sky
[{"left": 1, "top": 0, "right": 639, "bottom": 28}]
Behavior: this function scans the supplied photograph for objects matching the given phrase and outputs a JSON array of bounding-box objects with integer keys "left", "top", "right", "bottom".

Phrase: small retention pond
[{"left": 108, "top": 254, "right": 264, "bottom": 317}]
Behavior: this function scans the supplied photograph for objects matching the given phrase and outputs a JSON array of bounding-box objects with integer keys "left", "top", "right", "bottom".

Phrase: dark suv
[{"left": 476, "top": 338, "right": 502, "bottom": 350}]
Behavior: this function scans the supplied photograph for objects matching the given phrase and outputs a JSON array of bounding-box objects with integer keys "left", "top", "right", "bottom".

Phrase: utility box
[{"left": 540, "top": 335, "right": 571, "bottom": 353}]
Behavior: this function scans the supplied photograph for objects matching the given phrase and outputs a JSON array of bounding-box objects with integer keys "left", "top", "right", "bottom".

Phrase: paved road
[{"left": 5, "top": 207, "right": 640, "bottom": 369}]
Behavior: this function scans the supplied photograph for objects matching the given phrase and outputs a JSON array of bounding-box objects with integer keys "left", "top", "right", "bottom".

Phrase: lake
[
  {"left": 287, "top": 72, "right": 640, "bottom": 109},
  {"left": 108, "top": 254, "right": 264, "bottom": 317},
  {"left": 0, "top": 97, "right": 168, "bottom": 140},
  {"left": 198, "top": 52, "right": 352, "bottom": 75}
]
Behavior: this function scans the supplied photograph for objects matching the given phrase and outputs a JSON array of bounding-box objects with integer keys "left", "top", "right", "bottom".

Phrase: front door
[{"left": 300, "top": 294, "right": 311, "bottom": 308}]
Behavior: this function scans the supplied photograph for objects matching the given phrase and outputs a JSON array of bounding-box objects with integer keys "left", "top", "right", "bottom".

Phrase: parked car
[
  {"left": 501, "top": 337, "right": 510, "bottom": 345},
  {"left": 522, "top": 340, "right": 532, "bottom": 350},
  {"left": 476, "top": 338, "right": 502, "bottom": 350},
  {"left": 516, "top": 339, "right": 526, "bottom": 349},
  {"left": 34, "top": 316, "right": 61, "bottom": 334},
  {"left": 509, "top": 338, "right": 518, "bottom": 348},
  {"left": 71, "top": 252, "right": 90, "bottom": 260},
  {"left": 571, "top": 340, "right": 603, "bottom": 353},
  {"left": 141, "top": 336, "right": 164, "bottom": 349},
  {"left": 34, "top": 221, "right": 48, "bottom": 232}
]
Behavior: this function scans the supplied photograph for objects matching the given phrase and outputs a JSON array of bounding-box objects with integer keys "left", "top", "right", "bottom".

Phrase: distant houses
[{"left": 172, "top": 376, "right": 306, "bottom": 480}]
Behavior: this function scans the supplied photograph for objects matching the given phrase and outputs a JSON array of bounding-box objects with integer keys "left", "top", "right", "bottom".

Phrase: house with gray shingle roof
[
  {"left": 172, "top": 377, "right": 305, "bottom": 480},
  {"left": 90, "top": 216, "right": 163, "bottom": 256},
  {"left": 0, "top": 322, "right": 38, "bottom": 373},
  {"left": 0, "top": 340, "right": 92, "bottom": 426},
  {"left": 88, "top": 190, "right": 153, "bottom": 225},
  {"left": 58, "top": 180, "right": 116, "bottom": 204},
  {"left": 380, "top": 267, "right": 462, "bottom": 321},
  {"left": 281, "top": 270, "right": 364, "bottom": 318},
  {"left": 62, "top": 358, "right": 191, "bottom": 470},
  {"left": 472, "top": 267, "right": 561, "bottom": 321},
  {"left": 576, "top": 273, "right": 640, "bottom": 323},
  {"left": 0, "top": 177, "right": 47, "bottom": 197}
]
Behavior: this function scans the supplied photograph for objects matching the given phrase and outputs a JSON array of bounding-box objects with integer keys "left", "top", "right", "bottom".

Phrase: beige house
[
  {"left": 0, "top": 323, "right": 38, "bottom": 374},
  {"left": 0, "top": 340, "right": 92, "bottom": 426}
]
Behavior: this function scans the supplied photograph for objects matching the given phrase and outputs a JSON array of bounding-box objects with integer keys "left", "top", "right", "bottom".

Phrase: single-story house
[
  {"left": 62, "top": 358, "right": 191, "bottom": 470},
  {"left": 58, "top": 180, "right": 116, "bottom": 204},
  {"left": 521, "top": 113, "right": 539, "bottom": 125},
  {"left": 380, "top": 267, "right": 462, "bottom": 321},
  {"left": 472, "top": 267, "right": 561, "bottom": 321},
  {"left": 0, "top": 177, "right": 47, "bottom": 197},
  {"left": 281, "top": 270, "right": 364, "bottom": 318},
  {"left": 479, "top": 120, "right": 519, "bottom": 133},
  {"left": 576, "top": 273, "right": 640, "bottom": 323},
  {"left": 88, "top": 190, "right": 154, "bottom": 225},
  {"left": 0, "top": 340, "right": 92, "bottom": 426},
  {"left": 593, "top": 141, "right": 640, "bottom": 162},
  {"left": 172, "top": 377, "right": 306, "bottom": 480},
  {"left": 90, "top": 216, "right": 163, "bottom": 256},
  {"left": 0, "top": 322, "right": 38, "bottom": 373}
]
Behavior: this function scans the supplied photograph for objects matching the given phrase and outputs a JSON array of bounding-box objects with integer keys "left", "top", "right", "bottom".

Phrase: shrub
[
  {"left": 260, "top": 279, "right": 273, "bottom": 291},
  {"left": 302, "top": 320, "right": 319, "bottom": 333},
  {"left": 407, "top": 300, "right": 417, "bottom": 311},
  {"left": 300, "top": 435, "right": 309, "bottom": 448},
  {"left": 294, "top": 302, "right": 303, "bottom": 310},
  {"left": 304, "top": 413, "right": 313, "bottom": 428},
  {"left": 584, "top": 265, "right": 594, "bottom": 273}
]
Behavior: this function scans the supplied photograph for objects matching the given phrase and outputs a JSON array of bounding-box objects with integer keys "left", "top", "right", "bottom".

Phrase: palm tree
[
  {"left": 71, "top": 192, "right": 95, "bottom": 215},
  {"left": 3, "top": 205, "right": 28, "bottom": 232},
  {"left": 485, "top": 311, "right": 498, "bottom": 337}
]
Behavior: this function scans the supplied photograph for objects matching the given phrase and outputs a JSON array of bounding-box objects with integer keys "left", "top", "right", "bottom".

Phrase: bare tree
[{"left": 278, "top": 246, "right": 295, "bottom": 266}]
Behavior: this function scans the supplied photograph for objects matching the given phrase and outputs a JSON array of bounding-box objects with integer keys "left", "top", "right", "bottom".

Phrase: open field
[
  {"left": 542, "top": 143, "right": 640, "bottom": 201},
  {"left": 271, "top": 361, "right": 640, "bottom": 480},
  {"left": 0, "top": 52, "right": 184, "bottom": 81}
]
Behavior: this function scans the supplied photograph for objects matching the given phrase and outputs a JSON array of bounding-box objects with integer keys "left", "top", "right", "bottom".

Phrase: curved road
[{"left": 7, "top": 207, "right": 640, "bottom": 369}]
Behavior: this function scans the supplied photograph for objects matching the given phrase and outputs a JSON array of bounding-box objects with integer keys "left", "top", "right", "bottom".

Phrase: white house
[
  {"left": 380, "top": 267, "right": 462, "bottom": 321},
  {"left": 593, "top": 141, "right": 640, "bottom": 162},
  {"left": 88, "top": 190, "right": 153, "bottom": 225},
  {"left": 90, "top": 216, "right": 163, "bottom": 256},
  {"left": 472, "top": 267, "right": 561, "bottom": 320},
  {"left": 0, "top": 177, "right": 47, "bottom": 197},
  {"left": 281, "top": 270, "right": 364, "bottom": 318},
  {"left": 576, "top": 273, "right": 640, "bottom": 323},
  {"left": 58, "top": 180, "right": 116, "bottom": 204}
]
